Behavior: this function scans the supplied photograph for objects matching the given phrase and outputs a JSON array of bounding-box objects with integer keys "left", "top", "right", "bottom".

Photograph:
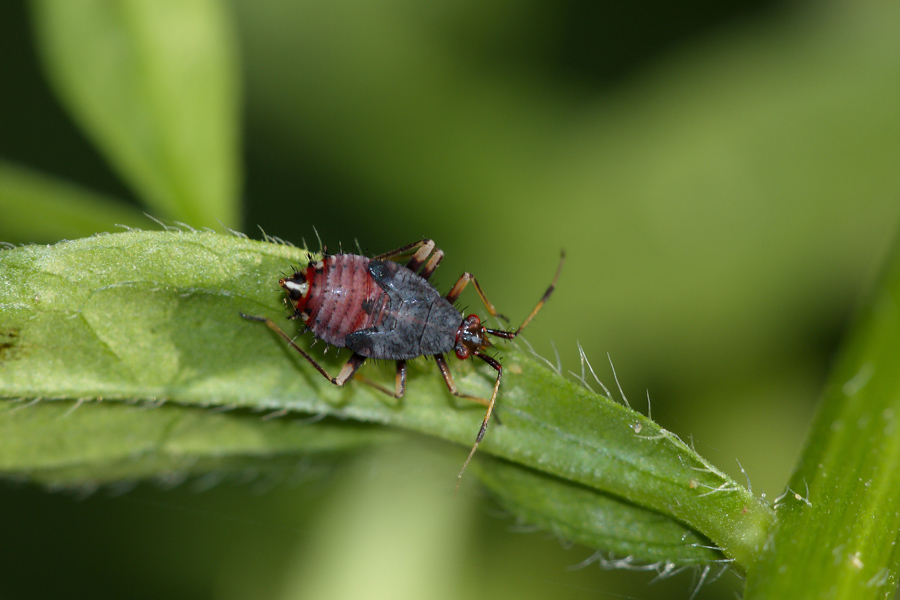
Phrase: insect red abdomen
[{"left": 290, "top": 255, "right": 389, "bottom": 347}]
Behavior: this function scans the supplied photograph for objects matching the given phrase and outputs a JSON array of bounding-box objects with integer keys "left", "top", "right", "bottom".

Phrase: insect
[{"left": 241, "top": 239, "right": 563, "bottom": 486}]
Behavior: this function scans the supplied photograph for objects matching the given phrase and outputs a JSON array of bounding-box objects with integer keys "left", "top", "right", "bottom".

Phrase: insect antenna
[{"left": 485, "top": 251, "right": 564, "bottom": 341}]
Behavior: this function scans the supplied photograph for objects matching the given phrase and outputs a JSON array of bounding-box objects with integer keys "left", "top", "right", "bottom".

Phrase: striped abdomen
[{"left": 282, "top": 254, "right": 390, "bottom": 347}]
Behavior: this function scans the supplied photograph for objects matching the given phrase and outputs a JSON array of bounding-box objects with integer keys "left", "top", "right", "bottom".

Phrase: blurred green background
[{"left": 2, "top": 0, "right": 900, "bottom": 598}]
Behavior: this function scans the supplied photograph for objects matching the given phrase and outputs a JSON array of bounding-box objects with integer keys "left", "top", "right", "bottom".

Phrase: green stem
[{"left": 745, "top": 236, "right": 900, "bottom": 599}]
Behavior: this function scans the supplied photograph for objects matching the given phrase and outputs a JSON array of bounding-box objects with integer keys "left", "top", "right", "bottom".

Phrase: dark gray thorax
[{"left": 344, "top": 259, "right": 463, "bottom": 360}]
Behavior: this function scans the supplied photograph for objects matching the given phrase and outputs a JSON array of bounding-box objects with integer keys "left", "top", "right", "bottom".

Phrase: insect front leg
[
  {"left": 433, "top": 354, "right": 503, "bottom": 423},
  {"left": 434, "top": 354, "right": 490, "bottom": 408},
  {"left": 444, "top": 273, "right": 509, "bottom": 324},
  {"left": 434, "top": 353, "right": 503, "bottom": 490},
  {"left": 449, "top": 252, "right": 565, "bottom": 336},
  {"left": 240, "top": 312, "right": 365, "bottom": 385}
]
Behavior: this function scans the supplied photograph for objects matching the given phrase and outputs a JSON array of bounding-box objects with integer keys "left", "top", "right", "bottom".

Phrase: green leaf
[
  {"left": 0, "top": 160, "right": 148, "bottom": 243},
  {"left": 745, "top": 236, "right": 900, "bottom": 599},
  {"left": 0, "top": 399, "right": 394, "bottom": 486},
  {"left": 29, "top": 0, "right": 241, "bottom": 228},
  {"left": 473, "top": 456, "right": 722, "bottom": 565},
  {"left": 0, "top": 230, "right": 772, "bottom": 568}
]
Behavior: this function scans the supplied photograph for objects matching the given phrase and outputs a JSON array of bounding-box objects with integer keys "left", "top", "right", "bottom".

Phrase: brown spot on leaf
[{"left": 0, "top": 327, "right": 21, "bottom": 361}]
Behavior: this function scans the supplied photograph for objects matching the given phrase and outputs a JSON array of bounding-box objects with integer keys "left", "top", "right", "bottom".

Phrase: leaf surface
[{"left": 0, "top": 231, "right": 771, "bottom": 567}]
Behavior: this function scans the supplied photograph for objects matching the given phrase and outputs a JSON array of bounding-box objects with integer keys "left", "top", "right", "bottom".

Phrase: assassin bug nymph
[{"left": 240, "top": 239, "right": 563, "bottom": 486}]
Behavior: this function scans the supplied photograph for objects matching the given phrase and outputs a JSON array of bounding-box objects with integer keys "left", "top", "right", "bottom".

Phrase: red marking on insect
[{"left": 241, "top": 239, "right": 563, "bottom": 488}]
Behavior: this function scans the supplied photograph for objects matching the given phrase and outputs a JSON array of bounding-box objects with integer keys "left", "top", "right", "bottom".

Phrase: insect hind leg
[
  {"left": 239, "top": 312, "right": 364, "bottom": 385},
  {"left": 371, "top": 239, "right": 444, "bottom": 280}
]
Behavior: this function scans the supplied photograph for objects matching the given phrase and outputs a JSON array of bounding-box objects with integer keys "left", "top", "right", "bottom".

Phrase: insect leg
[
  {"left": 434, "top": 354, "right": 490, "bottom": 407},
  {"left": 371, "top": 238, "right": 432, "bottom": 262},
  {"left": 354, "top": 360, "right": 407, "bottom": 399},
  {"left": 371, "top": 239, "right": 444, "bottom": 278},
  {"left": 434, "top": 354, "right": 503, "bottom": 422},
  {"left": 239, "top": 312, "right": 365, "bottom": 385},
  {"left": 484, "top": 251, "right": 565, "bottom": 339},
  {"left": 444, "top": 273, "right": 509, "bottom": 323},
  {"left": 335, "top": 353, "right": 367, "bottom": 385},
  {"left": 418, "top": 247, "right": 444, "bottom": 280},
  {"left": 396, "top": 360, "right": 407, "bottom": 396},
  {"left": 434, "top": 353, "right": 503, "bottom": 489},
  {"left": 452, "top": 352, "right": 503, "bottom": 491},
  {"left": 401, "top": 239, "right": 436, "bottom": 273}
]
